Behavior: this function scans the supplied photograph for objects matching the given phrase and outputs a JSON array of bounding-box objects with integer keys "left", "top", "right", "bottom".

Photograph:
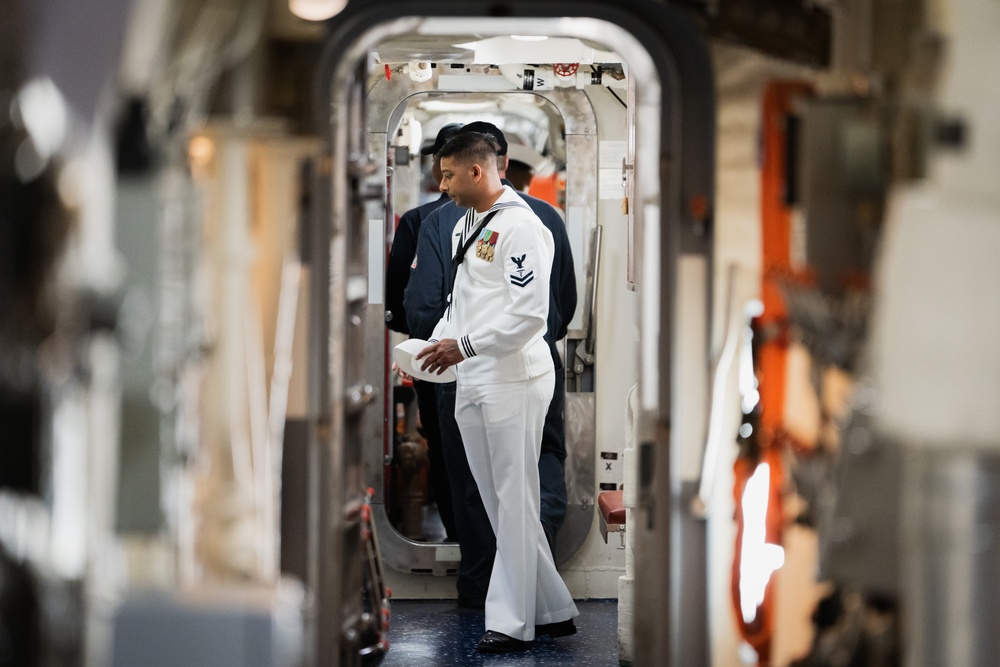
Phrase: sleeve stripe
[{"left": 461, "top": 335, "right": 477, "bottom": 358}]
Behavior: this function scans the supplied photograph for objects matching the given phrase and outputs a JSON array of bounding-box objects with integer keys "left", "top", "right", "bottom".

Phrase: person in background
[
  {"left": 504, "top": 158, "right": 534, "bottom": 192},
  {"left": 412, "top": 131, "right": 578, "bottom": 653},
  {"left": 385, "top": 122, "right": 463, "bottom": 542},
  {"left": 403, "top": 121, "right": 576, "bottom": 611}
]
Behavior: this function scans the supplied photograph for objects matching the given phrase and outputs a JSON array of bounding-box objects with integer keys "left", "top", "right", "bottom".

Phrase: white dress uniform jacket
[{"left": 431, "top": 186, "right": 555, "bottom": 385}]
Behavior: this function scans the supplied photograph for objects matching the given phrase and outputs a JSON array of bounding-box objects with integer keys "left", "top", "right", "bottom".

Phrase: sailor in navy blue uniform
[
  {"left": 385, "top": 122, "right": 463, "bottom": 541},
  {"left": 385, "top": 122, "right": 463, "bottom": 334},
  {"left": 404, "top": 123, "right": 577, "bottom": 613},
  {"left": 410, "top": 131, "right": 578, "bottom": 652}
]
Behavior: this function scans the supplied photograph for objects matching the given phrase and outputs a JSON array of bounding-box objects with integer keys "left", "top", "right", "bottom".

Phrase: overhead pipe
[{"left": 497, "top": 63, "right": 627, "bottom": 91}]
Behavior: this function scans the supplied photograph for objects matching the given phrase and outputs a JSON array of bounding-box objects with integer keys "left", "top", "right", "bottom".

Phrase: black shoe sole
[
  {"left": 537, "top": 620, "right": 577, "bottom": 638},
  {"left": 477, "top": 631, "right": 530, "bottom": 653}
]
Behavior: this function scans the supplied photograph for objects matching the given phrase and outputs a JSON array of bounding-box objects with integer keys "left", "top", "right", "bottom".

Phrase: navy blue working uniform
[
  {"left": 404, "top": 181, "right": 576, "bottom": 605},
  {"left": 385, "top": 191, "right": 455, "bottom": 541},
  {"left": 385, "top": 192, "right": 451, "bottom": 335}
]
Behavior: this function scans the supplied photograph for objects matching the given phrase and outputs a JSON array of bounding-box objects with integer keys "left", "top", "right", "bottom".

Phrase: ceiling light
[
  {"left": 289, "top": 0, "right": 347, "bottom": 21},
  {"left": 417, "top": 100, "right": 496, "bottom": 112},
  {"left": 511, "top": 35, "right": 548, "bottom": 41}
]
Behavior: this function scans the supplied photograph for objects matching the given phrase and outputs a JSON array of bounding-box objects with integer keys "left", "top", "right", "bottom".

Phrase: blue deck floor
[{"left": 380, "top": 599, "right": 621, "bottom": 667}]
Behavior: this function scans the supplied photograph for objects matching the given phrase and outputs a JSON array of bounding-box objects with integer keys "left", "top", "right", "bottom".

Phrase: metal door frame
[{"left": 310, "top": 2, "right": 714, "bottom": 665}]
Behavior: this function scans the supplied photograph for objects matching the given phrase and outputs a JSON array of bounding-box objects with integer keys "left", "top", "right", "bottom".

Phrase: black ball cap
[
  {"left": 460, "top": 121, "right": 508, "bottom": 156},
  {"left": 420, "top": 122, "right": 464, "bottom": 155}
]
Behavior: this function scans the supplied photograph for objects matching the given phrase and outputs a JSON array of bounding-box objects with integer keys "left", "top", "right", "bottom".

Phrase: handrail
[{"left": 579, "top": 224, "right": 603, "bottom": 362}]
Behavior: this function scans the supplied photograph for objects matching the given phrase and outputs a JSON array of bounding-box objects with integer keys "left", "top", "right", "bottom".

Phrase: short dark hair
[{"left": 437, "top": 131, "right": 500, "bottom": 168}]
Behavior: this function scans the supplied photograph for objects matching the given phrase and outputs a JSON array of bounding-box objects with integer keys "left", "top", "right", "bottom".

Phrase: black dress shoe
[
  {"left": 476, "top": 630, "right": 530, "bottom": 653},
  {"left": 536, "top": 619, "right": 577, "bottom": 638}
]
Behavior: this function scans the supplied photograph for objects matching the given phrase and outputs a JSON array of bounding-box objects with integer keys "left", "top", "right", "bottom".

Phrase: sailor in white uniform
[{"left": 415, "top": 131, "right": 579, "bottom": 653}]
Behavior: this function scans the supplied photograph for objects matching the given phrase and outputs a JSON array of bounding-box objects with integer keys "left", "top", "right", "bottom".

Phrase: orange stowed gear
[
  {"left": 758, "top": 80, "right": 814, "bottom": 444},
  {"left": 527, "top": 172, "right": 564, "bottom": 209},
  {"left": 729, "top": 80, "right": 812, "bottom": 665}
]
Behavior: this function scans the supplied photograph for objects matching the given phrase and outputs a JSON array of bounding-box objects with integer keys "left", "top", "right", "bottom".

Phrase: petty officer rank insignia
[
  {"left": 475, "top": 228, "right": 499, "bottom": 262},
  {"left": 509, "top": 253, "right": 534, "bottom": 287}
]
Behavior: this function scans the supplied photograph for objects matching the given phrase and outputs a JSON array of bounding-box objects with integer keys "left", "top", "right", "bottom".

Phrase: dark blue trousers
[{"left": 413, "top": 378, "right": 456, "bottom": 542}]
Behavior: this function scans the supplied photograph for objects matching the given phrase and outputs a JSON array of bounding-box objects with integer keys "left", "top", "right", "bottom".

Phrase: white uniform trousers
[{"left": 455, "top": 371, "right": 579, "bottom": 641}]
